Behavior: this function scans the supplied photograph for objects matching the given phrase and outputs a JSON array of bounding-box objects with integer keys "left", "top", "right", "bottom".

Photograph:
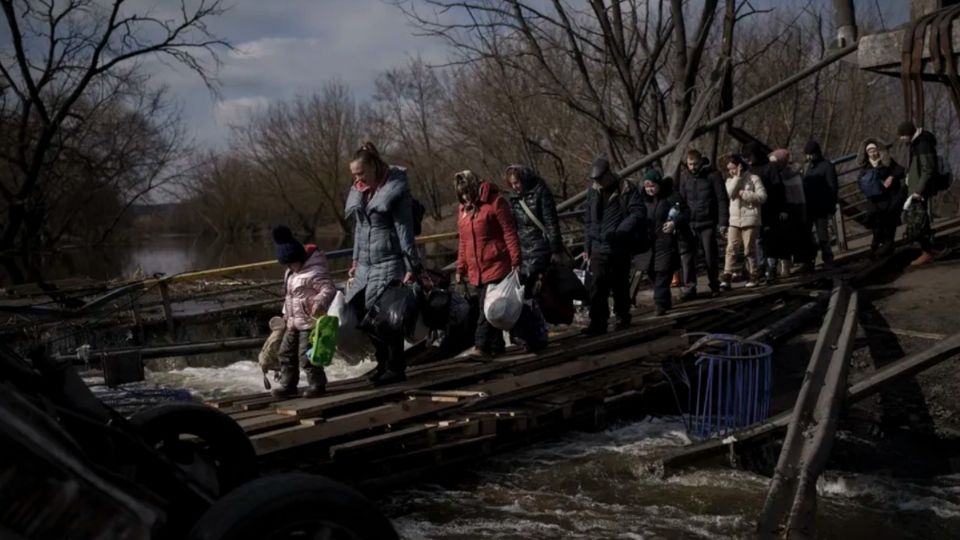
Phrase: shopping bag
[
  {"left": 307, "top": 315, "right": 339, "bottom": 367},
  {"left": 483, "top": 269, "right": 524, "bottom": 331},
  {"left": 327, "top": 290, "right": 374, "bottom": 365}
]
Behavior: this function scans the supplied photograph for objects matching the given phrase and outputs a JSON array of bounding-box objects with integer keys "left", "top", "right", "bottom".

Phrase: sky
[
  {"left": 144, "top": 0, "right": 909, "bottom": 149},
  {"left": 146, "top": 0, "right": 449, "bottom": 148}
]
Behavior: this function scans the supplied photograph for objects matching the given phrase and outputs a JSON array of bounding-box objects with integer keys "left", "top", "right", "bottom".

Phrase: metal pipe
[
  {"left": 832, "top": 0, "right": 858, "bottom": 47},
  {"left": 557, "top": 43, "right": 859, "bottom": 212}
]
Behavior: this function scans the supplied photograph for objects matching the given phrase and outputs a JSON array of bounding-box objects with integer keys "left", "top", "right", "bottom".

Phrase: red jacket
[{"left": 456, "top": 182, "right": 522, "bottom": 286}]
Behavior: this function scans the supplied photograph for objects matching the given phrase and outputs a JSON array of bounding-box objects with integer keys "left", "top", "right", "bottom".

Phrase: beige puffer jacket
[{"left": 726, "top": 173, "right": 767, "bottom": 228}]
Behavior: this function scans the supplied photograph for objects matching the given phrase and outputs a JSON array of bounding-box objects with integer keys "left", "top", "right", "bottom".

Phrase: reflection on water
[
  {"left": 2, "top": 233, "right": 454, "bottom": 285},
  {"left": 1, "top": 234, "right": 349, "bottom": 284}
]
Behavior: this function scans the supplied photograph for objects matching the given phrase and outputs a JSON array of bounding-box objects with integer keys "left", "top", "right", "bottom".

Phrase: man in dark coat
[
  {"left": 642, "top": 172, "right": 685, "bottom": 316},
  {"left": 796, "top": 140, "right": 839, "bottom": 271},
  {"left": 677, "top": 149, "right": 729, "bottom": 299},
  {"left": 742, "top": 142, "right": 789, "bottom": 281},
  {"left": 897, "top": 121, "right": 939, "bottom": 266},
  {"left": 582, "top": 158, "right": 646, "bottom": 335},
  {"left": 505, "top": 165, "right": 564, "bottom": 291}
]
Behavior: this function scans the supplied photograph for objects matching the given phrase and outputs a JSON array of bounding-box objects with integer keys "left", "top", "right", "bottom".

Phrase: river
[
  {"left": 87, "top": 360, "right": 960, "bottom": 540},
  {"left": 46, "top": 238, "right": 960, "bottom": 538}
]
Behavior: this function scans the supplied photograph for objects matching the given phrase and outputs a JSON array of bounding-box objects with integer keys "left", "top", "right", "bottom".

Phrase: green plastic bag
[{"left": 307, "top": 315, "right": 340, "bottom": 367}]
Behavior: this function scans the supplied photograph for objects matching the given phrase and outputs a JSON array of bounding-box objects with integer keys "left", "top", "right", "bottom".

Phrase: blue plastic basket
[{"left": 686, "top": 334, "right": 773, "bottom": 439}]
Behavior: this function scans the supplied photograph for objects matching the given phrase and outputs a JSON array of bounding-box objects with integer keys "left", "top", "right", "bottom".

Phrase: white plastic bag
[
  {"left": 483, "top": 270, "right": 524, "bottom": 331},
  {"left": 327, "top": 290, "right": 373, "bottom": 365}
]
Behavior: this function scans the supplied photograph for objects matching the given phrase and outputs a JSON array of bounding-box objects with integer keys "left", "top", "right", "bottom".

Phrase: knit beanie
[
  {"left": 803, "top": 140, "right": 822, "bottom": 155},
  {"left": 897, "top": 121, "right": 917, "bottom": 138},
  {"left": 643, "top": 168, "right": 663, "bottom": 184},
  {"left": 272, "top": 225, "right": 306, "bottom": 264}
]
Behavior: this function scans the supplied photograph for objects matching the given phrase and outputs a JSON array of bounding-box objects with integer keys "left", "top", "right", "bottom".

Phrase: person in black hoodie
[
  {"left": 641, "top": 170, "right": 685, "bottom": 316},
  {"left": 677, "top": 149, "right": 729, "bottom": 299},
  {"left": 897, "top": 121, "right": 939, "bottom": 266},
  {"left": 505, "top": 165, "right": 564, "bottom": 295},
  {"left": 582, "top": 158, "right": 646, "bottom": 335},
  {"left": 796, "top": 140, "right": 839, "bottom": 272},
  {"left": 742, "top": 142, "right": 789, "bottom": 282}
]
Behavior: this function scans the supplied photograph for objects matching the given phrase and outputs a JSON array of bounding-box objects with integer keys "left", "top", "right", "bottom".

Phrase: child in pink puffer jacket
[{"left": 271, "top": 226, "right": 337, "bottom": 398}]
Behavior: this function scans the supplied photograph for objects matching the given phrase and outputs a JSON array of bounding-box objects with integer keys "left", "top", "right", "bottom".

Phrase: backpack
[
  {"left": 935, "top": 155, "right": 953, "bottom": 193},
  {"left": 618, "top": 190, "right": 650, "bottom": 255},
  {"left": 411, "top": 197, "right": 426, "bottom": 236},
  {"left": 858, "top": 168, "right": 885, "bottom": 198}
]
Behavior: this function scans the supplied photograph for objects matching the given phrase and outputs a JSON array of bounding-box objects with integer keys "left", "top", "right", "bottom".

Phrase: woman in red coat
[{"left": 454, "top": 170, "right": 522, "bottom": 356}]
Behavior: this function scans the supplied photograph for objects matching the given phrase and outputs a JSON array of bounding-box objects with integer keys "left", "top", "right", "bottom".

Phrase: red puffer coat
[{"left": 456, "top": 182, "right": 522, "bottom": 286}]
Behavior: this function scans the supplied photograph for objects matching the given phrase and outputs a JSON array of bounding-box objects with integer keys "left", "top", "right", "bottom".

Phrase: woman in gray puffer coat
[
  {"left": 345, "top": 142, "right": 422, "bottom": 385},
  {"left": 505, "top": 165, "right": 564, "bottom": 294}
]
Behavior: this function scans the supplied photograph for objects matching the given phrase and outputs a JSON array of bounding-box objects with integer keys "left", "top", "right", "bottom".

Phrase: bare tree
[
  {"left": 374, "top": 57, "right": 450, "bottom": 220},
  {"left": 0, "top": 0, "right": 228, "bottom": 251},
  {"left": 234, "top": 83, "right": 361, "bottom": 243}
]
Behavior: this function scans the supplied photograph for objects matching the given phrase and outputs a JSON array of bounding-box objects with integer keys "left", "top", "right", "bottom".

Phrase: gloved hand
[
  {"left": 532, "top": 275, "right": 543, "bottom": 296},
  {"left": 779, "top": 212, "right": 789, "bottom": 222},
  {"left": 718, "top": 227, "right": 728, "bottom": 240}
]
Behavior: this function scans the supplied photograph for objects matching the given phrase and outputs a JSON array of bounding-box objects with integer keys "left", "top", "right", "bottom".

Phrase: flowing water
[
  {"left": 88, "top": 361, "right": 960, "bottom": 539},
  {"left": 49, "top": 242, "right": 960, "bottom": 539}
]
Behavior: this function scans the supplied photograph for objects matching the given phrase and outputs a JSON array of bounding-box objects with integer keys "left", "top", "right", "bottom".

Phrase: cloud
[
  {"left": 142, "top": 0, "right": 449, "bottom": 148},
  {"left": 213, "top": 96, "right": 270, "bottom": 126}
]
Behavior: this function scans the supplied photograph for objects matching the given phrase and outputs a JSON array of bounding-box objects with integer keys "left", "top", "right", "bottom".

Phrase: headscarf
[{"left": 454, "top": 170, "right": 481, "bottom": 213}]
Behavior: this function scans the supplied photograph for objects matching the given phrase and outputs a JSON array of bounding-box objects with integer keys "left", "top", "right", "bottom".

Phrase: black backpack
[{"left": 411, "top": 197, "right": 426, "bottom": 236}]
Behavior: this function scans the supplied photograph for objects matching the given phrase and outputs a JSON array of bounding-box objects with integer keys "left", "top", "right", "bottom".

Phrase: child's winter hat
[{"left": 272, "top": 225, "right": 306, "bottom": 264}]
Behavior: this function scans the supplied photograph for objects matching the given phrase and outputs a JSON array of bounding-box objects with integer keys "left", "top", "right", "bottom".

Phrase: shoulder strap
[{"left": 518, "top": 197, "right": 547, "bottom": 235}]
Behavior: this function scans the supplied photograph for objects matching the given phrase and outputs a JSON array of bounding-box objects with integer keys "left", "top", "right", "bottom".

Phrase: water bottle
[{"left": 667, "top": 202, "right": 680, "bottom": 233}]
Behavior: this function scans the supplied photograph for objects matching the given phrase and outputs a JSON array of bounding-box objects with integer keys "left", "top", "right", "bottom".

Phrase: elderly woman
[
  {"left": 504, "top": 165, "right": 564, "bottom": 296},
  {"left": 344, "top": 142, "right": 421, "bottom": 386},
  {"left": 454, "top": 170, "right": 522, "bottom": 357},
  {"left": 858, "top": 139, "right": 906, "bottom": 257},
  {"left": 721, "top": 155, "right": 767, "bottom": 289}
]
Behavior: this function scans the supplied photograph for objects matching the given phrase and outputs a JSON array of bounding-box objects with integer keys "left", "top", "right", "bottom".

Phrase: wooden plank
[
  {"left": 329, "top": 424, "right": 434, "bottom": 459},
  {"left": 270, "top": 323, "right": 674, "bottom": 420},
  {"left": 236, "top": 413, "right": 302, "bottom": 434},
  {"left": 252, "top": 399, "right": 458, "bottom": 455},
  {"left": 252, "top": 335, "right": 682, "bottom": 455}
]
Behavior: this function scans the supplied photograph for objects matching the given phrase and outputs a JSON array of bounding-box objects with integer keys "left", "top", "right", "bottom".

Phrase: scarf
[{"left": 869, "top": 157, "right": 882, "bottom": 168}]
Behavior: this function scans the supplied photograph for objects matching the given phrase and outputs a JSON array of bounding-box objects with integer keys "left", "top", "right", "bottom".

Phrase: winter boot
[
  {"left": 614, "top": 315, "right": 632, "bottom": 331},
  {"left": 270, "top": 366, "right": 299, "bottom": 399},
  {"left": 374, "top": 370, "right": 407, "bottom": 386},
  {"left": 680, "top": 287, "right": 697, "bottom": 302},
  {"left": 302, "top": 367, "right": 327, "bottom": 398}
]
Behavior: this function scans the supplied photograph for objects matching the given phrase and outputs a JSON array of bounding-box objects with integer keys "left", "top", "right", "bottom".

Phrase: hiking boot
[
  {"left": 581, "top": 325, "right": 608, "bottom": 337},
  {"left": 680, "top": 288, "right": 697, "bottom": 302},
  {"left": 366, "top": 367, "right": 385, "bottom": 383},
  {"left": 373, "top": 370, "right": 406, "bottom": 386},
  {"left": 302, "top": 369, "right": 326, "bottom": 398},
  {"left": 910, "top": 251, "right": 934, "bottom": 266}
]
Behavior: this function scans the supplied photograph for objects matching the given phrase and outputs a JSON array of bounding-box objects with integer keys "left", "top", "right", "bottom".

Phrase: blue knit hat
[{"left": 272, "top": 225, "right": 306, "bottom": 264}]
